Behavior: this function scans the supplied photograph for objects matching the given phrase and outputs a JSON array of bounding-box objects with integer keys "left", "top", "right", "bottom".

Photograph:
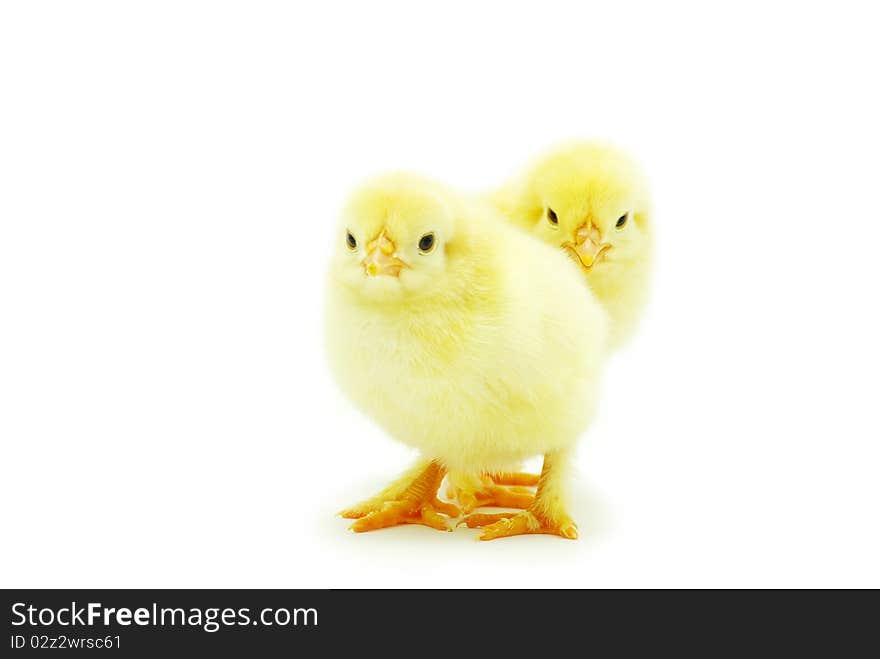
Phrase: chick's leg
[
  {"left": 445, "top": 470, "right": 538, "bottom": 514},
  {"left": 460, "top": 450, "right": 578, "bottom": 540},
  {"left": 339, "top": 460, "right": 459, "bottom": 533}
]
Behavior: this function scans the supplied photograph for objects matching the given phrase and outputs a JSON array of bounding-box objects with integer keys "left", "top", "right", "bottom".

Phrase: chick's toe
[
  {"left": 462, "top": 510, "right": 578, "bottom": 541},
  {"left": 343, "top": 461, "right": 460, "bottom": 533},
  {"left": 350, "top": 498, "right": 458, "bottom": 533},
  {"left": 446, "top": 473, "right": 536, "bottom": 514}
]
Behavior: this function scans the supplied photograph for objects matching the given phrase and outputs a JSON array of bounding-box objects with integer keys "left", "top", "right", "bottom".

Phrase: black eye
[
  {"left": 616, "top": 213, "right": 628, "bottom": 229},
  {"left": 547, "top": 208, "right": 558, "bottom": 225},
  {"left": 346, "top": 231, "right": 357, "bottom": 250},
  {"left": 418, "top": 232, "right": 435, "bottom": 253}
]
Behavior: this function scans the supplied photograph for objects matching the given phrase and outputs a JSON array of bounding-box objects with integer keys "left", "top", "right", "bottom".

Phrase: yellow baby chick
[
  {"left": 493, "top": 141, "right": 652, "bottom": 350},
  {"left": 325, "top": 173, "right": 609, "bottom": 539},
  {"left": 445, "top": 143, "right": 653, "bottom": 513}
]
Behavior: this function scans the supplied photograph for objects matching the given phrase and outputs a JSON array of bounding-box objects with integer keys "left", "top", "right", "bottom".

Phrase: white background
[{"left": 2, "top": 1, "right": 878, "bottom": 588}]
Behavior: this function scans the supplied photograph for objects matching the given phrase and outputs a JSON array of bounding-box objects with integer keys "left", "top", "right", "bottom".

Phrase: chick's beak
[
  {"left": 565, "top": 222, "right": 611, "bottom": 271},
  {"left": 362, "top": 229, "right": 408, "bottom": 278}
]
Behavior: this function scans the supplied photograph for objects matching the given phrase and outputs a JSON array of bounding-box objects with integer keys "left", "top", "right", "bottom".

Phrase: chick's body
[{"left": 326, "top": 173, "right": 608, "bottom": 538}]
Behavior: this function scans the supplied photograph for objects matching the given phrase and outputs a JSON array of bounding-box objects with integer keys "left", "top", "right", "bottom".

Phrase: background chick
[
  {"left": 325, "top": 173, "right": 609, "bottom": 539},
  {"left": 445, "top": 142, "right": 653, "bottom": 512},
  {"left": 493, "top": 141, "right": 652, "bottom": 350}
]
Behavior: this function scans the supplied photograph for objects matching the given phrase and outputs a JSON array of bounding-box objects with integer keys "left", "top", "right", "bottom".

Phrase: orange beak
[
  {"left": 362, "top": 229, "right": 408, "bottom": 278},
  {"left": 564, "top": 222, "right": 611, "bottom": 271}
]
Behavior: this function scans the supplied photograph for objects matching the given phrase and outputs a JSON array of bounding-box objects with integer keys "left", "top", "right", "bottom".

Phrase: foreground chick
[
  {"left": 493, "top": 141, "right": 652, "bottom": 350},
  {"left": 325, "top": 173, "right": 608, "bottom": 539}
]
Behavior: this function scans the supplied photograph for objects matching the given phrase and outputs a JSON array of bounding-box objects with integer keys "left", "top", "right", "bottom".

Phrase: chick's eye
[
  {"left": 547, "top": 208, "right": 558, "bottom": 225},
  {"left": 616, "top": 213, "right": 628, "bottom": 229},
  {"left": 418, "top": 232, "right": 436, "bottom": 253},
  {"left": 346, "top": 231, "right": 357, "bottom": 250}
]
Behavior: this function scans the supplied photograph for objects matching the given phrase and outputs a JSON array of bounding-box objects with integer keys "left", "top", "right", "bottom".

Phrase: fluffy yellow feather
[
  {"left": 492, "top": 141, "right": 653, "bottom": 349},
  {"left": 325, "top": 173, "right": 608, "bottom": 539}
]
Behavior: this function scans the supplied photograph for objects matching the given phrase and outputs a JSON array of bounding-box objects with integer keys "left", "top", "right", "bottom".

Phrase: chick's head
[
  {"left": 516, "top": 142, "right": 651, "bottom": 280},
  {"left": 330, "top": 173, "right": 466, "bottom": 305}
]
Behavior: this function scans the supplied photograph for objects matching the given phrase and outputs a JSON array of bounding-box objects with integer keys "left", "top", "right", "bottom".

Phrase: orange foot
[
  {"left": 460, "top": 508, "right": 578, "bottom": 541},
  {"left": 446, "top": 472, "right": 539, "bottom": 514},
  {"left": 339, "top": 461, "right": 460, "bottom": 533}
]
